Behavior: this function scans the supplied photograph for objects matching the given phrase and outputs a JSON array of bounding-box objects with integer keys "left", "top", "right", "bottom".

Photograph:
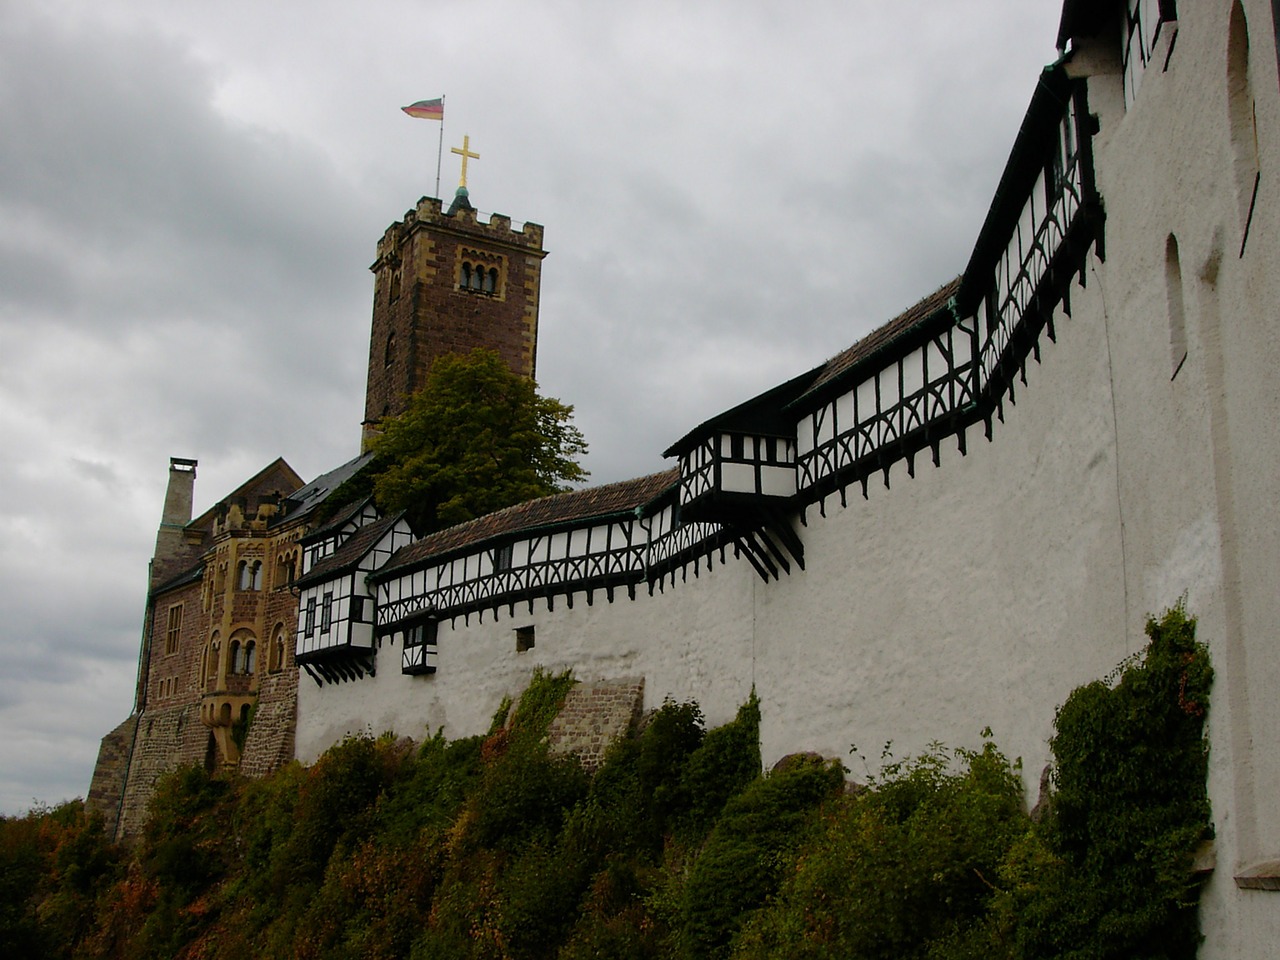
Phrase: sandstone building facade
[{"left": 89, "top": 187, "right": 546, "bottom": 840}]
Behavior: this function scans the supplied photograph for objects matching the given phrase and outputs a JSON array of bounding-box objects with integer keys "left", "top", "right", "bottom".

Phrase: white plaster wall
[
  {"left": 297, "top": 559, "right": 760, "bottom": 762},
  {"left": 298, "top": 3, "right": 1280, "bottom": 955},
  {"left": 1075, "top": 3, "right": 1280, "bottom": 954}
]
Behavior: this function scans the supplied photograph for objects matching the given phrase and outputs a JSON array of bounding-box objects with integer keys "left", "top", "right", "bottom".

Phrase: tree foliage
[{"left": 371, "top": 349, "right": 588, "bottom": 531}]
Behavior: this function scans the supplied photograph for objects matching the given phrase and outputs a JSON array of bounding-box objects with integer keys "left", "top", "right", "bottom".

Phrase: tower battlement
[
  {"left": 363, "top": 189, "right": 547, "bottom": 450},
  {"left": 372, "top": 196, "right": 545, "bottom": 271}
]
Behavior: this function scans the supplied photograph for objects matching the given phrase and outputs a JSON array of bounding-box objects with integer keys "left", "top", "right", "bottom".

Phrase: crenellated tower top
[{"left": 362, "top": 185, "right": 548, "bottom": 452}]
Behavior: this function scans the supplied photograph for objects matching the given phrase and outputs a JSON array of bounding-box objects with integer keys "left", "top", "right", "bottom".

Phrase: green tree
[{"left": 372, "top": 348, "right": 588, "bottom": 532}]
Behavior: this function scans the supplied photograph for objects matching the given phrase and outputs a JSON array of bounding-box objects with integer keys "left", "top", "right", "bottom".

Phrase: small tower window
[
  {"left": 482, "top": 267, "right": 497, "bottom": 294},
  {"left": 460, "top": 262, "right": 472, "bottom": 290},
  {"left": 230, "top": 639, "right": 243, "bottom": 673},
  {"left": 244, "top": 640, "right": 257, "bottom": 675},
  {"left": 269, "top": 624, "right": 286, "bottom": 673},
  {"left": 321, "top": 592, "right": 333, "bottom": 632},
  {"left": 385, "top": 332, "right": 396, "bottom": 368}
]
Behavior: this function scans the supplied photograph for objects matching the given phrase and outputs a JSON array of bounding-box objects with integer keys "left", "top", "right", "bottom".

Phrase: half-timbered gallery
[{"left": 95, "top": 3, "right": 1280, "bottom": 956}]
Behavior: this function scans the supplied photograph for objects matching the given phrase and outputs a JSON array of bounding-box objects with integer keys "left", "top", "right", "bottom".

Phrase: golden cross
[{"left": 451, "top": 134, "right": 480, "bottom": 187}]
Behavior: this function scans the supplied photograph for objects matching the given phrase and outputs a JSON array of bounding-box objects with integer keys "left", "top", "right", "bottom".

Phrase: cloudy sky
[{"left": 0, "top": 0, "right": 1067, "bottom": 813}]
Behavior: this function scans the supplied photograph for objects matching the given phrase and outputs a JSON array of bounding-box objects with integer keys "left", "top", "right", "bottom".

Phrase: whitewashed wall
[{"left": 299, "top": 3, "right": 1280, "bottom": 956}]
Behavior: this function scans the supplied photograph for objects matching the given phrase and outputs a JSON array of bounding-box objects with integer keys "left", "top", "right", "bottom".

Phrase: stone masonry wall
[
  {"left": 546, "top": 677, "right": 645, "bottom": 771},
  {"left": 113, "top": 702, "right": 210, "bottom": 840},
  {"left": 239, "top": 667, "right": 298, "bottom": 778},
  {"left": 85, "top": 715, "right": 138, "bottom": 840}
]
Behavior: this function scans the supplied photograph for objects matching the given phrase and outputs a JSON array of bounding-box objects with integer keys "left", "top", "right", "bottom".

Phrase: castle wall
[
  {"left": 298, "top": 6, "right": 1280, "bottom": 956},
  {"left": 114, "top": 702, "right": 211, "bottom": 839},
  {"left": 85, "top": 716, "right": 138, "bottom": 840},
  {"left": 298, "top": 266, "right": 1124, "bottom": 802}
]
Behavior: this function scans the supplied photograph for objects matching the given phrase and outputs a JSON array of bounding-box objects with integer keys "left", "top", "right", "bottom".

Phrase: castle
[{"left": 91, "top": 3, "right": 1280, "bottom": 956}]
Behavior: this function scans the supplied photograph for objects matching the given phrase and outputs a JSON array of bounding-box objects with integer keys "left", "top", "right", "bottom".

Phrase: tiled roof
[
  {"left": 278, "top": 452, "right": 375, "bottom": 525},
  {"left": 294, "top": 512, "right": 405, "bottom": 588},
  {"left": 375, "top": 470, "right": 679, "bottom": 578},
  {"left": 801, "top": 278, "right": 961, "bottom": 396}
]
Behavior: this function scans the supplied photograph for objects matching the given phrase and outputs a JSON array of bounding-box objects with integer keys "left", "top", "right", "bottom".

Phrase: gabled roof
[
  {"left": 186, "top": 457, "right": 305, "bottom": 534},
  {"left": 663, "top": 367, "right": 824, "bottom": 458},
  {"left": 373, "top": 470, "right": 679, "bottom": 580},
  {"left": 294, "top": 512, "right": 406, "bottom": 589}
]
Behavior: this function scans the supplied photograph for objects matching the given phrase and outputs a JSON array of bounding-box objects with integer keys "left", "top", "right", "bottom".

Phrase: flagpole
[{"left": 435, "top": 95, "right": 445, "bottom": 199}]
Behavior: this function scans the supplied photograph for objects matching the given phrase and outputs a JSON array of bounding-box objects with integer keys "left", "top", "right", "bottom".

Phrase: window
[
  {"left": 516, "top": 625, "right": 535, "bottom": 653},
  {"left": 165, "top": 603, "right": 183, "bottom": 655},
  {"left": 230, "top": 639, "right": 243, "bottom": 673},
  {"left": 457, "top": 250, "right": 506, "bottom": 296},
  {"left": 384, "top": 331, "right": 396, "bottom": 368},
  {"left": 305, "top": 597, "right": 316, "bottom": 637},
  {"left": 1229, "top": 2, "right": 1261, "bottom": 252},
  {"left": 321, "top": 592, "right": 333, "bottom": 632},
  {"left": 1123, "top": 0, "right": 1177, "bottom": 108},
  {"left": 407, "top": 620, "right": 438, "bottom": 649},
  {"left": 237, "top": 560, "right": 261, "bottom": 591},
  {"left": 275, "top": 552, "right": 296, "bottom": 588},
  {"left": 244, "top": 640, "right": 256, "bottom": 675},
  {"left": 494, "top": 544, "right": 513, "bottom": 573},
  {"left": 350, "top": 595, "right": 366, "bottom": 622},
  {"left": 269, "top": 624, "right": 286, "bottom": 673},
  {"left": 204, "top": 634, "right": 221, "bottom": 689},
  {"left": 389, "top": 267, "right": 401, "bottom": 303},
  {"left": 1165, "top": 235, "right": 1188, "bottom": 379}
]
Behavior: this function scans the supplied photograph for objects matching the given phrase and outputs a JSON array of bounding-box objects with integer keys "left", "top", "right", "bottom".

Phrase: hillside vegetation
[{"left": 2, "top": 607, "right": 1212, "bottom": 959}]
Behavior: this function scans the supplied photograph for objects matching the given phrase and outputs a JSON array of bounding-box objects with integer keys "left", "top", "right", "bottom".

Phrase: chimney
[{"left": 151, "top": 458, "right": 198, "bottom": 588}]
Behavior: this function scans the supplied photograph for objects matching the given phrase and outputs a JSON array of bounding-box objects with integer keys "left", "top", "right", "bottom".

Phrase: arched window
[
  {"left": 469, "top": 262, "right": 482, "bottom": 290},
  {"left": 250, "top": 561, "right": 263, "bottom": 591},
  {"left": 269, "top": 624, "right": 286, "bottom": 673},
  {"left": 244, "top": 640, "right": 257, "bottom": 675},
  {"left": 230, "top": 639, "right": 243, "bottom": 674},
  {"left": 1228, "top": 2, "right": 1261, "bottom": 246},
  {"left": 482, "top": 267, "right": 496, "bottom": 293},
  {"left": 205, "top": 634, "right": 221, "bottom": 690},
  {"left": 384, "top": 331, "right": 395, "bottom": 368},
  {"left": 460, "top": 262, "right": 472, "bottom": 289},
  {"left": 237, "top": 560, "right": 249, "bottom": 590},
  {"left": 1165, "top": 234, "right": 1187, "bottom": 378}
]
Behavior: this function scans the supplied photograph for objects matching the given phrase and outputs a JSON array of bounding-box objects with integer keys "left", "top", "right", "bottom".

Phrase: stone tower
[{"left": 362, "top": 187, "right": 547, "bottom": 451}]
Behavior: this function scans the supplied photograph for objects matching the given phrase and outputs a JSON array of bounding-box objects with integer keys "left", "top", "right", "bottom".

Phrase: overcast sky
[{"left": 0, "top": 0, "right": 1067, "bottom": 814}]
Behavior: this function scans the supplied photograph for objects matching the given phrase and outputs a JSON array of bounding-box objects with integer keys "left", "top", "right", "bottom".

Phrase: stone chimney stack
[{"left": 151, "top": 458, "right": 198, "bottom": 588}]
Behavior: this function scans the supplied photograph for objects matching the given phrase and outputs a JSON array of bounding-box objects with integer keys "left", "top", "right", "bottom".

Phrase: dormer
[{"left": 664, "top": 369, "right": 818, "bottom": 526}]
